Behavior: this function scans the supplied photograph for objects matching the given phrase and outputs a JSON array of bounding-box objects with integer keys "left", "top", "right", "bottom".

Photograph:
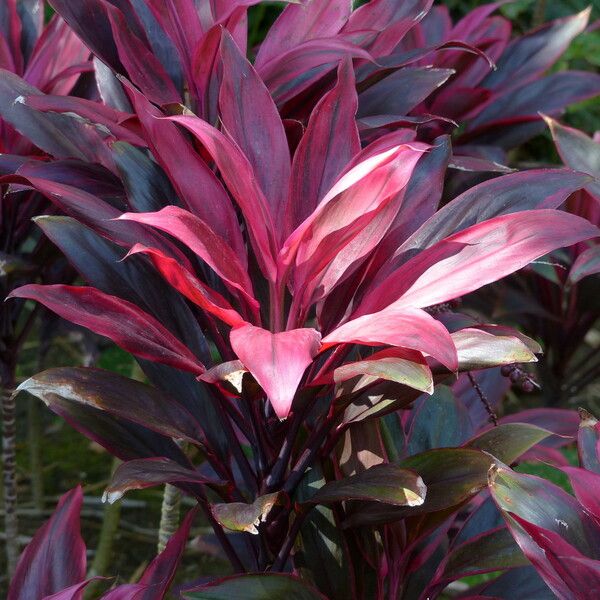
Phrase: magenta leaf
[
  {"left": 118, "top": 206, "right": 257, "bottom": 309},
  {"left": 219, "top": 30, "right": 290, "bottom": 228},
  {"left": 124, "top": 84, "right": 246, "bottom": 259},
  {"left": 125, "top": 245, "right": 247, "bottom": 327},
  {"left": 8, "top": 487, "right": 86, "bottom": 600},
  {"left": 358, "top": 209, "right": 600, "bottom": 315},
  {"left": 561, "top": 466, "right": 600, "bottom": 521},
  {"left": 166, "top": 114, "right": 278, "bottom": 280},
  {"left": 230, "top": 324, "right": 321, "bottom": 419},
  {"left": 9, "top": 285, "right": 205, "bottom": 374},
  {"left": 287, "top": 59, "right": 359, "bottom": 232},
  {"left": 136, "top": 507, "right": 198, "bottom": 600}
]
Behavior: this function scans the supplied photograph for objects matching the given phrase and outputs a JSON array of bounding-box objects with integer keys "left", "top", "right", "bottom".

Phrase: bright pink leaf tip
[{"left": 230, "top": 324, "right": 322, "bottom": 419}]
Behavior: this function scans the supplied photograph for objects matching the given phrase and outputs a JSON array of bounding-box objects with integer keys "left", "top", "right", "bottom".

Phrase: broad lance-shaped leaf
[
  {"left": 545, "top": 116, "right": 600, "bottom": 198},
  {"left": 104, "top": 458, "right": 226, "bottom": 504},
  {"left": 255, "top": 0, "right": 350, "bottom": 69},
  {"left": 358, "top": 209, "right": 600, "bottom": 315},
  {"left": 304, "top": 463, "right": 426, "bottom": 507},
  {"left": 126, "top": 245, "right": 246, "bottom": 328},
  {"left": 311, "top": 347, "right": 434, "bottom": 395},
  {"left": 390, "top": 168, "right": 590, "bottom": 268},
  {"left": 451, "top": 327, "right": 537, "bottom": 371},
  {"left": 9, "top": 285, "right": 206, "bottom": 374},
  {"left": 118, "top": 207, "right": 258, "bottom": 310},
  {"left": 124, "top": 82, "right": 247, "bottom": 260},
  {"left": 183, "top": 573, "right": 327, "bottom": 600},
  {"left": 8, "top": 487, "right": 86, "bottom": 600},
  {"left": 358, "top": 67, "right": 455, "bottom": 117},
  {"left": 211, "top": 493, "right": 281, "bottom": 534},
  {"left": 16, "top": 367, "right": 207, "bottom": 446},
  {"left": 230, "top": 325, "right": 321, "bottom": 419},
  {"left": 465, "top": 423, "right": 557, "bottom": 465},
  {"left": 288, "top": 143, "right": 426, "bottom": 307},
  {"left": 322, "top": 305, "right": 458, "bottom": 372},
  {"left": 219, "top": 30, "right": 290, "bottom": 230},
  {"left": 569, "top": 246, "right": 600, "bottom": 284},
  {"left": 577, "top": 408, "right": 600, "bottom": 474},
  {"left": 489, "top": 464, "right": 600, "bottom": 599},
  {"left": 562, "top": 467, "right": 600, "bottom": 521},
  {"left": 286, "top": 59, "right": 359, "bottom": 232},
  {"left": 482, "top": 9, "right": 590, "bottom": 92},
  {"left": 166, "top": 114, "right": 277, "bottom": 280}
]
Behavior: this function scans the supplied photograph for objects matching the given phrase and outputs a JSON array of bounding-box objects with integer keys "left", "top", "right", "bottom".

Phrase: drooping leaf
[
  {"left": 9, "top": 285, "right": 206, "bottom": 374},
  {"left": 8, "top": 487, "right": 86, "bottom": 600},
  {"left": 229, "top": 325, "right": 321, "bottom": 419},
  {"left": 451, "top": 327, "right": 537, "bottom": 371},
  {"left": 211, "top": 493, "right": 281, "bottom": 535},
  {"left": 313, "top": 347, "right": 433, "bottom": 395},
  {"left": 104, "top": 459, "right": 224, "bottom": 503},
  {"left": 183, "top": 573, "right": 327, "bottom": 599},
  {"left": 466, "top": 423, "right": 557, "bottom": 465},
  {"left": 16, "top": 367, "right": 207, "bottom": 445}
]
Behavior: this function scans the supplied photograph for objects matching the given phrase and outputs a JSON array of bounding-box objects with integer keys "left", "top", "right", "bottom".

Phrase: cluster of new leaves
[{"left": 1, "top": 0, "right": 600, "bottom": 598}]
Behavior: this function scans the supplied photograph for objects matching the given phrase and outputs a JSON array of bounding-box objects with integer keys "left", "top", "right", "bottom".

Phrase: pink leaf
[
  {"left": 118, "top": 207, "right": 257, "bottom": 309},
  {"left": 358, "top": 209, "right": 600, "bottom": 315},
  {"left": 9, "top": 285, "right": 205, "bottom": 374},
  {"left": 166, "top": 114, "right": 278, "bottom": 280},
  {"left": 124, "top": 84, "right": 246, "bottom": 260},
  {"left": 230, "top": 325, "right": 321, "bottom": 419},
  {"left": 126, "top": 245, "right": 247, "bottom": 327},
  {"left": 322, "top": 305, "right": 458, "bottom": 371}
]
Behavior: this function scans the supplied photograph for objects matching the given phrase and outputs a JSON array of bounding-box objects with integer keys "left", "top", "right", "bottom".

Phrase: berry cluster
[{"left": 501, "top": 364, "right": 539, "bottom": 393}]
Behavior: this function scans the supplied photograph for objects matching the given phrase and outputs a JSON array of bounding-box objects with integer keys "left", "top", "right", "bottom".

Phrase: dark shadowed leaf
[
  {"left": 105, "top": 459, "right": 225, "bottom": 503},
  {"left": 8, "top": 487, "right": 86, "bottom": 600},
  {"left": 16, "top": 367, "right": 206, "bottom": 446},
  {"left": 183, "top": 573, "right": 326, "bottom": 599}
]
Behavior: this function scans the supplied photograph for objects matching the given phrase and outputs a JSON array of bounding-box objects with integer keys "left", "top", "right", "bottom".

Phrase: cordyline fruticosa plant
[
  {"left": 1, "top": 0, "right": 600, "bottom": 597},
  {"left": 0, "top": 0, "right": 90, "bottom": 576}
]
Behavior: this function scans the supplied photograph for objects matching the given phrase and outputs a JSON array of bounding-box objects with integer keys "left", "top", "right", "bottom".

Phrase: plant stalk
[
  {"left": 157, "top": 482, "right": 182, "bottom": 553},
  {"left": 2, "top": 383, "right": 18, "bottom": 580}
]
